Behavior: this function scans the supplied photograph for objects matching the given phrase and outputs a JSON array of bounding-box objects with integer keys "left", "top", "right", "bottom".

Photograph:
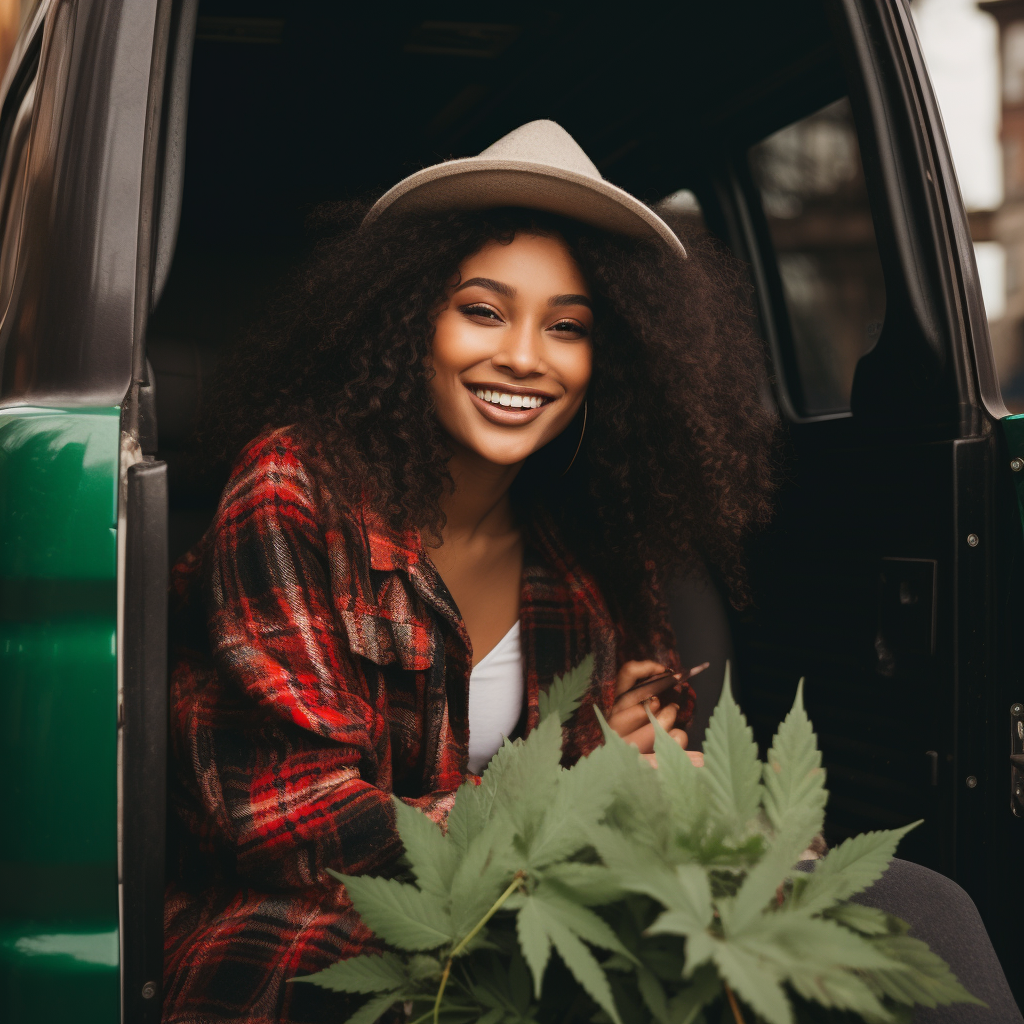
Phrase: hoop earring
[{"left": 562, "top": 400, "right": 587, "bottom": 477}]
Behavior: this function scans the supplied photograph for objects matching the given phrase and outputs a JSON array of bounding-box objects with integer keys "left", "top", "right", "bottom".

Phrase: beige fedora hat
[{"left": 363, "top": 120, "right": 686, "bottom": 257}]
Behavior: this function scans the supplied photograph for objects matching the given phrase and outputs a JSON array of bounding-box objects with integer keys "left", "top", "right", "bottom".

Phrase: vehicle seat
[
  {"left": 147, "top": 335, "right": 224, "bottom": 565},
  {"left": 665, "top": 576, "right": 734, "bottom": 751}
]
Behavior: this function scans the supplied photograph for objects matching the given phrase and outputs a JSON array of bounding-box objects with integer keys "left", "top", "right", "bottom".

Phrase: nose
[{"left": 492, "top": 321, "right": 546, "bottom": 379}]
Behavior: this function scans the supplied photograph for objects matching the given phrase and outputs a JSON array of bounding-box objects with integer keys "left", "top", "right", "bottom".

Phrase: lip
[{"left": 463, "top": 381, "right": 558, "bottom": 426}]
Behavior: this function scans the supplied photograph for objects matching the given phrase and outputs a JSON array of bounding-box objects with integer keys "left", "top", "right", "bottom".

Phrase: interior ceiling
[
  {"left": 153, "top": 0, "right": 840, "bottom": 341},
  {"left": 178, "top": 0, "right": 839, "bottom": 238}
]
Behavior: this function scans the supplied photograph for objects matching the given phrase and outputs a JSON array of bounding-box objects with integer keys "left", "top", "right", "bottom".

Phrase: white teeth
[{"left": 473, "top": 388, "right": 545, "bottom": 410}]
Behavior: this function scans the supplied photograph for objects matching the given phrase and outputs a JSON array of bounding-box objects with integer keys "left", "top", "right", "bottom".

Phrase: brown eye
[
  {"left": 460, "top": 303, "right": 502, "bottom": 321},
  {"left": 551, "top": 319, "right": 588, "bottom": 336}
]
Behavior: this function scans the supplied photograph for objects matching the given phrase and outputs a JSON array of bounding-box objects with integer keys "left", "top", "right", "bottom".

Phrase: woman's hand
[{"left": 608, "top": 660, "right": 706, "bottom": 768}]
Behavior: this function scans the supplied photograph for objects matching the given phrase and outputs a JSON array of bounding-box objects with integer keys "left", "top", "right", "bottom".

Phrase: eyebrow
[
  {"left": 550, "top": 293, "right": 592, "bottom": 310},
  {"left": 453, "top": 277, "right": 593, "bottom": 310},
  {"left": 453, "top": 277, "right": 516, "bottom": 298}
]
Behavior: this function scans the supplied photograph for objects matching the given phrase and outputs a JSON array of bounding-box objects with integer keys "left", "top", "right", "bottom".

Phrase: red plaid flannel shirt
[{"left": 162, "top": 430, "right": 692, "bottom": 1024}]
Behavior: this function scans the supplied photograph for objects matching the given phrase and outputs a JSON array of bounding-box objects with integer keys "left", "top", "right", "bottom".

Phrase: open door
[{"left": 707, "top": 0, "right": 1024, "bottom": 990}]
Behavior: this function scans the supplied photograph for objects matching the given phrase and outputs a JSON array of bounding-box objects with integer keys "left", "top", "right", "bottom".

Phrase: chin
[{"left": 466, "top": 434, "right": 543, "bottom": 466}]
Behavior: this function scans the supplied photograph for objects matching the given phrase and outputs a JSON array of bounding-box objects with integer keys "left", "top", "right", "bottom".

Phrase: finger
[
  {"left": 687, "top": 751, "right": 704, "bottom": 767},
  {"left": 612, "top": 672, "right": 681, "bottom": 713},
  {"left": 623, "top": 722, "right": 655, "bottom": 753},
  {"left": 614, "top": 660, "right": 666, "bottom": 697},
  {"left": 641, "top": 753, "right": 658, "bottom": 768},
  {"left": 608, "top": 696, "right": 660, "bottom": 735},
  {"left": 667, "top": 727, "right": 689, "bottom": 750},
  {"left": 655, "top": 703, "right": 678, "bottom": 731}
]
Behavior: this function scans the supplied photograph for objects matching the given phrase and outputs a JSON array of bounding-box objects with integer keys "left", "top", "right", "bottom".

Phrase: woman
[{"left": 162, "top": 121, "right": 776, "bottom": 1023}]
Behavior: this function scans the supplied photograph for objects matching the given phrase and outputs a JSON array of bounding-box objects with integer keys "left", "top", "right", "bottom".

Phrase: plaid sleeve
[{"left": 193, "top": 436, "right": 456, "bottom": 889}]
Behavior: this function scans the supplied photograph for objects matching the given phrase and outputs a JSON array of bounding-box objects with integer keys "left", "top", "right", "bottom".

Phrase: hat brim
[{"left": 362, "top": 158, "right": 687, "bottom": 257}]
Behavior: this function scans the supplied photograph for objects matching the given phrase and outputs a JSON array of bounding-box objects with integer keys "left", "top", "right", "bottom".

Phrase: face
[{"left": 429, "top": 231, "right": 593, "bottom": 467}]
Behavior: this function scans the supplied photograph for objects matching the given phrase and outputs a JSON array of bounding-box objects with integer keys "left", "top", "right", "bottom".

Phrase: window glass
[{"left": 749, "top": 97, "right": 885, "bottom": 417}]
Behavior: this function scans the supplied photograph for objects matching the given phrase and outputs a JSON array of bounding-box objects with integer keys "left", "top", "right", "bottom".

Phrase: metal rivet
[
  {"left": 1012, "top": 458, "right": 1024, "bottom": 472},
  {"left": 966, "top": 775, "right": 978, "bottom": 789},
  {"left": 967, "top": 533, "right": 980, "bottom": 547},
  {"left": 1012, "top": 703, "right": 1024, "bottom": 716},
  {"left": 141, "top": 982, "right": 157, "bottom": 1000}
]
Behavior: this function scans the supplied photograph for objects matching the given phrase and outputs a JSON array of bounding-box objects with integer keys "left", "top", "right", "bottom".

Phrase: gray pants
[{"left": 846, "top": 858, "right": 1021, "bottom": 1022}]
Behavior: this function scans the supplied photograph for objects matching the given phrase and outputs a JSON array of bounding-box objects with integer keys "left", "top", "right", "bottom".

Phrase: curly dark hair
[{"left": 197, "top": 200, "right": 778, "bottom": 641}]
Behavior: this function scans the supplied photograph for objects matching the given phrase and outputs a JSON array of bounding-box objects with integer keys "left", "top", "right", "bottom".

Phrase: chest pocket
[{"left": 339, "top": 609, "right": 437, "bottom": 672}]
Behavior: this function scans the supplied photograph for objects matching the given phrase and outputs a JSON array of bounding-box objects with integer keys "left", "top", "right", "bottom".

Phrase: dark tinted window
[{"left": 749, "top": 98, "right": 885, "bottom": 417}]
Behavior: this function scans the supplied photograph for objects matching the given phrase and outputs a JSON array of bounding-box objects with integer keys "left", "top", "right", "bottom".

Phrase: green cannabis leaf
[
  {"left": 538, "top": 653, "right": 593, "bottom": 724},
  {"left": 296, "top": 662, "right": 983, "bottom": 1024}
]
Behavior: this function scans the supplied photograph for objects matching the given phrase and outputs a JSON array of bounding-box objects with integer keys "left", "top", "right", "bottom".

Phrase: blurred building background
[{"left": 914, "top": 0, "right": 1024, "bottom": 409}]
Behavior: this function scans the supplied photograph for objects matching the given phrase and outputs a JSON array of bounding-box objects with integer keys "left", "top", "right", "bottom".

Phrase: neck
[{"left": 432, "top": 446, "right": 523, "bottom": 547}]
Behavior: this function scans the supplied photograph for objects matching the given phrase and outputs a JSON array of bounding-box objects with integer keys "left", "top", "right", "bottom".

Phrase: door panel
[
  {"left": 719, "top": 0, "right": 1023, "bottom": 989},
  {"left": 0, "top": 406, "right": 121, "bottom": 1023}
]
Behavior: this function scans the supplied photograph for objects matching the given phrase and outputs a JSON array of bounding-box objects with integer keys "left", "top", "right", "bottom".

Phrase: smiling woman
[{"left": 162, "top": 123, "right": 776, "bottom": 1024}]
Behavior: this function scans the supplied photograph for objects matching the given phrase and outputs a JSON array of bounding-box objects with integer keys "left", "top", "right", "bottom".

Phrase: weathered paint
[{"left": 0, "top": 406, "right": 120, "bottom": 1023}]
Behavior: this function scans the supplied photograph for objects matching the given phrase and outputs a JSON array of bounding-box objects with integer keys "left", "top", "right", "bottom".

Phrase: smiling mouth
[{"left": 466, "top": 384, "right": 554, "bottom": 410}]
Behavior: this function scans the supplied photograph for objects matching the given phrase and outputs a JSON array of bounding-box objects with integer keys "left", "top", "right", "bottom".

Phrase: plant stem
[
  {"left": 723, "top": 982, "right": 747, "bottom": 1024},
  {"left": 433, "top": 871, "right": 526, "bottom": 1024}
]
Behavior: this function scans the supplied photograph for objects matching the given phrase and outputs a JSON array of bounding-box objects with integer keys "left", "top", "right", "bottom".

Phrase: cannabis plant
[{"left": 296, "top": 660, "right": 982, "bottom": 1024}]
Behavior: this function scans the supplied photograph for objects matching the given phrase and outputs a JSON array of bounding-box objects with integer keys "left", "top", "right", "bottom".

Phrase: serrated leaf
[
  {"left": 539, "top": 862, "right": 628, "bottom": 905},
  {"left": 590, "top": 826, "right": 713, "bottom": 931},
  {"left": 588, "top": 714, "right": 675, "bottom": 856},
  {"left": 449, "top": 816, "right": 519, "bottom": 935},
  {"left": 533, "top": 883, "right": 635, "bottom": 960},
  {"left": 544, "top": 911, "right": 623, "bottom": 1024},
  {"left": 335, "top": 873, "right": 454, "bottom": 950},
  {"left": 666, "top": 963, "right": 721, "bottom": 1024},
  {"left": 650, "top": 712, "right": 710, "bottom": 841},
  {"left": 742, "top": 912, "right": 900, "bottom": 975},
  {"left": 343, "top": 991, "right": 404, "bottom": 1024},
  {"left": 710, "top": 941, "right": 792, "bottom": 1024},
  {"left": 290, "top": 951, "right": 407, "bottom": 993},
  {"left": 539, "top": 653, "right": 594, "bottom": 724},
  {"left": 822, "top": 902, "right": 893, "bottom": 936},
  {"left": 508, "top": 942, "right": 533, "bottom": 1015},
  {"left": 863, "top": 934, "right": 986, "bottom": 1007},
  {"left": 446, "top": 778, "right": 493, "bottom": 855},
  {"left": 701, "top": 666, "right": 762, "bottom": 834},
  {"left": 528, "top": 746, "right": 620, "bottom": 868},
  {"left": 494, "top": 715, "right": 565, "bottom": 846},
  {"left": 407, "top": 954, "right": 442, "bottom": 981},
  {"left": 787, "top": 968, "right": 894, "bottom": 1020},
  {"left": 516, "top": 892, "right": 552, "bottom": 997},
  {"left": 637, "top": 964, "right": 671, "bottom": 1024},
  {"left": 392, "top": 797, "right": 457, "bottom": 897},
  {"left": 792, "top": 822, "right": 920, "bottom": 915},
  {"left": 725, "top": 810, "right": 823, "bottom": 934},
  {"left": 762, "top": 680, "right": 826, "bottom": 839}
]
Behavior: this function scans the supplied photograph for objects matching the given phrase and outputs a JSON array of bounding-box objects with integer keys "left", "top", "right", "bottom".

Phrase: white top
[{"left": 466, "top": 620, "right": 524, "bottom": 774}]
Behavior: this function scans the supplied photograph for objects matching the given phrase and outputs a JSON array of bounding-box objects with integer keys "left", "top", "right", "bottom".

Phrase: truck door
[
  {"left": 0, "top": 0, "right": 176, "bottom": 1021},
  {"left": 707, "top": 0, "right": 1024, "bottom": 989}
]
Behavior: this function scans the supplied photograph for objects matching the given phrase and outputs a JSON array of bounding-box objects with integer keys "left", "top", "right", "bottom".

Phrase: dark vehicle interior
[{"left": 141, "top": 0, "right": 1022, "bottom": 996}]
